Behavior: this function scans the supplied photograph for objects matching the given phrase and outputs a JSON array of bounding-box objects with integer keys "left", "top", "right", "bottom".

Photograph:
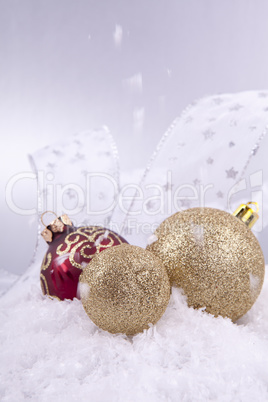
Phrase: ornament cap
[
  {"left": 41, "top": 211, "right": 73, "bottom": 243},
  {"left": 232, "top": 202, "right": 259, "bottom": 229}
]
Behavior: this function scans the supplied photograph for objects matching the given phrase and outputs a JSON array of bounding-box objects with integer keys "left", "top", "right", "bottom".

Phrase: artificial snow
[
  {"left": 113, "top": 24, "right": 123, "bottom": 48},
  {"left": 133, "top": 107, "right": 145, "bottom": 132},
  {"left": 123, "top": 73, "right": 143, "bottom": 94},
  {"left": 147, "top": 234, "right": 159, "bottom": 246},
  {"left": 0, "top": 257, "right": 267, "bottom": 401},
  {"left": 0, "top": 269, "right": 19, "bottom": 298}
]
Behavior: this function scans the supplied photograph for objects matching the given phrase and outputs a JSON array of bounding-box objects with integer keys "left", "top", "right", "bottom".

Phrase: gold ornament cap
[
  {"left": 232, "top": 202, "right": 259, "bottom": 229},
  {"left": 41, "top": 211, "right": 73, "bottom": 243}
]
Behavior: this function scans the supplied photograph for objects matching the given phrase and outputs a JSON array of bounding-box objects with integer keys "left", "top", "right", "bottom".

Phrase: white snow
[
  {"left": 133, "top": 107, "right": 145, "bottom": 132},
  {"left": 0, "top": 269, "right": 19, "bottom": 297},
  {"left": 191, "top": 223, "right": 204, "bottom": 245},
  {"left": 113, "top": 24, "right": 123, "bottom": 48},
  {"left": 104, "top": 229, "right": 109, "bottom": 239},
  {"left": 249, "top": 272, "right": 261, "bottom": 295},
  {"left": 123, "top": 73, "right": 143, "bottom": 94},
  {"left": 147, "top": 234, "right": 158, "bottom": 246},
  {"left": 94, "top": 234, "right": 105, "bottom": 247},
  {"left": 77, "top": 281, "right": 90, "bottom": 299},
  {"left": 0, "top": 258, "right": 267, "bottom": 401}
]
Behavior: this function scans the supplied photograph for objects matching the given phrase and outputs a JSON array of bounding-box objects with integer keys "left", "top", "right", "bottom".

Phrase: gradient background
[{"left": 1, "top": 0, "right": 268, "bottom": 275}]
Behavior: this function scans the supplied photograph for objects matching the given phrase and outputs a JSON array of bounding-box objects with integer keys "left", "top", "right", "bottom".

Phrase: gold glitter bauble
[
  {"left": 147, "top": 207, "right": 265, "bottom": 321},
  {"left": 79, "top": 244, "right": 171, "bottom": 335}
]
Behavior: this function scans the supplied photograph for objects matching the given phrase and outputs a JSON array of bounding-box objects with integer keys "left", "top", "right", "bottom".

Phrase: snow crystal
[
  {"left": 147, "top": 234, "right": 158, "bottom": 246},
  {"left": 54, "top": 253, "right": 71, "bottom": 267},
  {"left": 104, "top": 229, "right": 109, "bottom": 239},
  {"left": 113, "top": 24, "right": 123, "bottom": 48},
  {"left": 94, "top": 234, "right": 105, "bottom": 247},
  {"left": 249, "top": 272, "right": 261, "bottom": 294},
  {"left": 133, "top": 107, "right": 145, "bottom": 132},
  {"left": 123, "top": 73, "right": 143, "bottom": 93},
  {"left": 191, "top": 223, "right": 204, "bottom": 245},
  {"left": 77, "top": 281, "right": 90, "bottom": 299}
]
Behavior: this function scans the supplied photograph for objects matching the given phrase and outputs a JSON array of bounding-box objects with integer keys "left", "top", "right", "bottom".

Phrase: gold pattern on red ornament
[{"left": 40, "top": 213, "right": 128, "bottom": 300}]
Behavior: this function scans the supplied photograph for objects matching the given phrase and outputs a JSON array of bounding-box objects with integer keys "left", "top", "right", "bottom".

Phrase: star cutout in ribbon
[
  {"left": 203, "top": 129, "right": 215, "bottom": 140},
  {"left": 229, "top": 103, "right": 243, "bottom": 111},
  {"left": 163, "top": 182, "right": 174, "bottom": 192},
  {"left": 207, "top": 157, "right": 214, "bottom": 165},
  {"left": 226, "top": 167, "right": 238, "bottom": 179}
]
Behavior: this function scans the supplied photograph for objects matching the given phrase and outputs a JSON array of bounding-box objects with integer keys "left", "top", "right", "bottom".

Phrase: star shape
[
  {"left": 229, "top": 120, "right": 237, "bottom": 127},
  {"left": 193, "top": 178, "right": 201, "bottom": 186},
  {"left": 203, "top": 129, "right": 216, "bottom": 140},
  {"left": 229, "top": 104, "right": 243, "bottom": 111},
  {"left": 66, "top": 189, "right": 76, "bottom": 199},
  {"left": 213, "top": 97, "right": 224, "bottom": 105},
  {"left": 177, "top": 142, "right": 186, "bottom": 149},
  {"left": 249, "top": 126, "right": 257, "bottom": 131},
  {"left": 206, "top": 157, "right": 214, "bottom": 165},
  {"left": 41, "top": 188, "right": 49, "bottom": 197},
  {"left": 180, "top": 199, "right": 191, "bottom": 208},
  {"left": 226, "top": 167, "right": 238, "bottom": 179},
  {"left": 163, "top": 182, "right": 174, "bottom": 192},
  {"left": 76, "top": 152, "right": 85, "bottom": 160},
  {"left": 53, "top": 149, "right": 63, "bottom": 156},
  {"left": 146, "top": 200, "right": 155, "bottom": 210},
  {"left": 184, "top": 116, "right": 193, "bottom": 124}
]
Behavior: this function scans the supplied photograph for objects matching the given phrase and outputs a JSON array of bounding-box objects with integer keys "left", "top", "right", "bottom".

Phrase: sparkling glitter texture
[
  {"left": 79, "top": 244, "right": 171, "bottom": 335},
  {"left": 40, "top": 225, "right": 128, "bottom": 300},
  {"left": 147, "top": 208, "right": 265, "bottom": 321}
]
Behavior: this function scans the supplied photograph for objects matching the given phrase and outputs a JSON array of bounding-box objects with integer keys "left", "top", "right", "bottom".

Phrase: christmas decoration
[
  {"left": 40, "top": 212, "right": 128, "bottom": 300},
  {"left": 79, "top": 243, "right": 171, "bottom": 335},
  {"left": 147, "top": 202, "right": 265, "bottom": 321}
]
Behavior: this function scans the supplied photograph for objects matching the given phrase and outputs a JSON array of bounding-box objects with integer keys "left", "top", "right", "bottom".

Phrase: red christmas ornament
[{"left": 40, "top": 212, "right": 128, "bottom": 300}]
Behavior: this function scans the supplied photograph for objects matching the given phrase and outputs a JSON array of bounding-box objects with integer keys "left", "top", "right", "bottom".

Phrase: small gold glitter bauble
[
  {"left": 79, "top": 244, "right": 171, "bottom": 335},
  {"left": 147, "top": 206, "right": 265, "bottom": 321}
]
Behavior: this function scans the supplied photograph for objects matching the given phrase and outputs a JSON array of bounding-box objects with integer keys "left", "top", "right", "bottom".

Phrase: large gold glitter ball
[
  {"left": 147, "top": 207, "right": 265, "bottom": 321},
  {"left": 79, "top": 244, "right": 171, "bottom": 335}
]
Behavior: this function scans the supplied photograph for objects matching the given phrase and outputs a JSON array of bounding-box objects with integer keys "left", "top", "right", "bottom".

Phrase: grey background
[{"left": 1, "top": 0, "right": 268, "bottom": 275}]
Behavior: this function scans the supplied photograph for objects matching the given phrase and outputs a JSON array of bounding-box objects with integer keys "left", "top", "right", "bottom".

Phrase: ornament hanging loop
[
  {"left": 233, "top": 201, "right": 259, "bottom": 229},
  {"left": 246, "top": 201, "right": 259, "bottom": 213}
]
